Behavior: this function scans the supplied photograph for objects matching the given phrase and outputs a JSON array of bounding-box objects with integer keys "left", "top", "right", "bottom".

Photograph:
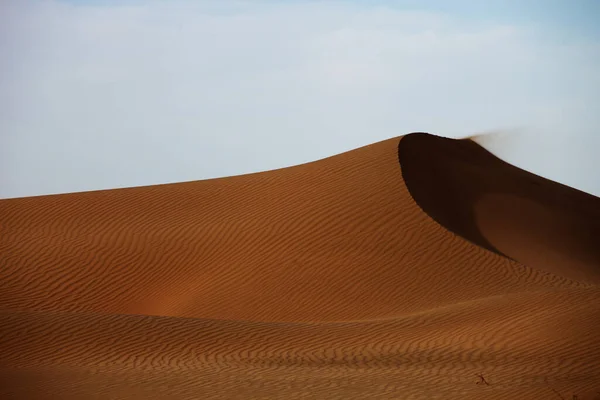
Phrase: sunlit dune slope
[
  {"left": 1, "top": 286, "right": 599, "bottom": 399},
  {"left": 2, "top": 133, "right": 596, "bottom": 322},
  {"left": 1, "top": 132, "right": 599, "bottom": 399}
]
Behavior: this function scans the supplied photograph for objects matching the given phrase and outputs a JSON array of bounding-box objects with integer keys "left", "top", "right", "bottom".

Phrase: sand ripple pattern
[{"left": 1, "top": 134, "right": 599, "bottom": 399}]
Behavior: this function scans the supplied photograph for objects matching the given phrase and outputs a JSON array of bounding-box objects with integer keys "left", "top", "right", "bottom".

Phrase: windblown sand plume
[{"left": 1, "top": 133, "right": 599, "bottom": 399}]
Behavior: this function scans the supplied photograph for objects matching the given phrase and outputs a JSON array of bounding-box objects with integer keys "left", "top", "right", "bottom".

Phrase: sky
[{"left": 1, "top": 0, "right": 599, "bottom": 198}]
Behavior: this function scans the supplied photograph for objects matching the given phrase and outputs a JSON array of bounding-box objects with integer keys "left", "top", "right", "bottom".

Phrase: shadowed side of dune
[{"left": 398, "top": 132, "right": 600, "bottom": 284}]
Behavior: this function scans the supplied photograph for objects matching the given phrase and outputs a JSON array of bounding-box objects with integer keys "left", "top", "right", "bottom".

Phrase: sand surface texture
[{"left": 1, "top": 133, "right": 599, "bottom": 399}]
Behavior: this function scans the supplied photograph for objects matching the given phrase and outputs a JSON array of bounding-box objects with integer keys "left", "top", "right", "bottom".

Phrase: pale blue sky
[
  {"left": 1, "top": 0, "right": 599, "bottom": 198},
  {"left": 58, "top": 0, "right": 600, "bottom": 38}
]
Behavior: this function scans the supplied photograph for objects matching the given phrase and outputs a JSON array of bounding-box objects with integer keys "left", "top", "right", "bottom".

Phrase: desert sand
[{"left": 1, "top": 132, "right": 599, "bottom": 399}]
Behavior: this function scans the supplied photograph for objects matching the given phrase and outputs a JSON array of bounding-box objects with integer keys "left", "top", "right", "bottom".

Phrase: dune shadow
[{"left": 397, "top": 132, "right": 600, "bottom": 282}]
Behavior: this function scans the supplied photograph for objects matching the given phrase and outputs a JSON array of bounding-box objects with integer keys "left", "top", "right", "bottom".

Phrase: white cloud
[{"left": 1, "top": 0, "right": 598, "bottom": 198}]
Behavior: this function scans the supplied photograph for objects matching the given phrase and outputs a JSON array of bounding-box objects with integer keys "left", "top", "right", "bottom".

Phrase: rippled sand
[{"left": 1, "top": 133, "right": 599, "bottom": 399}]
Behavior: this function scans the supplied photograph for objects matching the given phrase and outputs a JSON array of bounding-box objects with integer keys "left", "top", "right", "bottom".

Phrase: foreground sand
[{"left": 1, "top": 133, "right": 599, "bottom": 399}]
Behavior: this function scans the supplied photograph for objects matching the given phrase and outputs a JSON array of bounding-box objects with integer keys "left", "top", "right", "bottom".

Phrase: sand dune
[{"left": 1, "top": 132, "right": 599, "bottom": 399}]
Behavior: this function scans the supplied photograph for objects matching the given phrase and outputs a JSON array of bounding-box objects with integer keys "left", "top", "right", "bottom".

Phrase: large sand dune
[{"left": 1, "top": 133, "right": 599, "bottom": 399}]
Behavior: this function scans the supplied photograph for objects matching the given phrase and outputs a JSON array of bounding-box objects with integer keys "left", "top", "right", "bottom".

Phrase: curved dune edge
[
  {"left": 1, "top": 133, "right": 600, "bottom": 399},
  {"left": 0, "top": 135, "right": 586, "bottom": 324},
  {"left": 398, "top": 132, "right": 600, "bottom": 284}
]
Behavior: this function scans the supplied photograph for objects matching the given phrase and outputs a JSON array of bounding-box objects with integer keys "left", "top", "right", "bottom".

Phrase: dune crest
[{"left": 1, "top": 133, "right": 599, "bottom": 399}]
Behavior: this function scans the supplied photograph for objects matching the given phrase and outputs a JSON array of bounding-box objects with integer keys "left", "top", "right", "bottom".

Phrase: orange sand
[{"left": 1, "top": 133, "right": 599, "bottom": 399}]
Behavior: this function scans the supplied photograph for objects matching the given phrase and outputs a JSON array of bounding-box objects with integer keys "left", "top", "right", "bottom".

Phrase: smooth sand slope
[{"left": 1, "top": 133, "right": 599, "bottom": 399}]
